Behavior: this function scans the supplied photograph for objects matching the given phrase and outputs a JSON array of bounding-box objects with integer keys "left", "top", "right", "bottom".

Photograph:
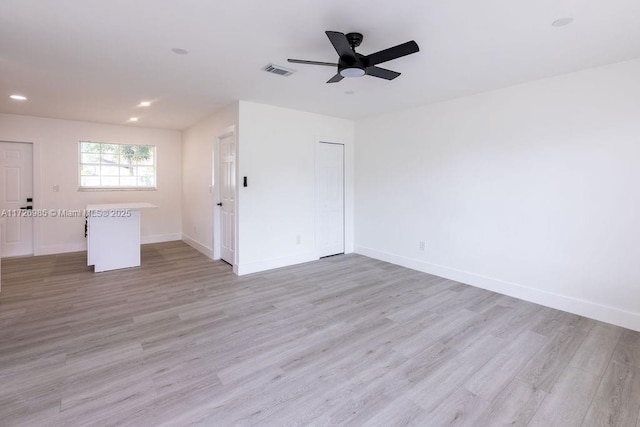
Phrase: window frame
[{"left": 78, "top": 141, "right": 157, "bottom": 191}]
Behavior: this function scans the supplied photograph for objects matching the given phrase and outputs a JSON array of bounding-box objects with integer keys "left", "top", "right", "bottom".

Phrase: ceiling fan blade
[
  {"left": 287, "top": 59, "right": 339, "bottom": 67},
  {"left": 364, "top": 40, "right": 419, "bottom": 66},
  {"left": 366, "top": 66, "right": 401, "bottom": 80},
  {"left": 327, "top": 73, "right": 344, "bottom": 83},
  {"left": 326, "top": 31, "right": 356, "bottom": 60}
]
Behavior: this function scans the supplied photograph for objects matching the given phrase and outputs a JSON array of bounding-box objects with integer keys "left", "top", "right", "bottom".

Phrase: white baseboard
[
  {"left": 37, "top": 234, "right": 181, "bottom": 256},
  {"left": 355, "top": 245, "right": 640, "bottom": 332},
  {"left": 236, "top": 252, "right": 318, "bottom": 276},
  {"left": 142, "top": 233, "right": 181, "bottom": 245},
  {"left": 37, "top": 242, "right": 87, "bottom": 256},
  {"left": 181, "top": 234, "right": 214, "bottom": 259}
]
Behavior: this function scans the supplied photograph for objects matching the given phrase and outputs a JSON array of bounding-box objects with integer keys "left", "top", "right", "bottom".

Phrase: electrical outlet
[
  {"left": 419, "top": 241, "right": 426, "bottom": 251},
  {"left": 296, "top": 235, "right": 301, "bottom": 245}
]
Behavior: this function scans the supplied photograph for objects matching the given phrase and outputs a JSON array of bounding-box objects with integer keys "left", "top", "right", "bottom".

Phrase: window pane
[
  {"left": 81, "top": 177, "right": 100, "bottom": 187},
  {"left": 101, "top": 166, "right": 120, "bottom": 176},
  {"left": 134, "top": 157, "right": 154, "bottom": 166},
  {"left": 101, "top": 144, "right": 119, "bottom": 153},
  {"left": 80, "top": 142, "right": 101, "bottom": 153},
  {"left": 136, "top": 166, "right": 154, "bottom": 177},
  {"left": 120, "top": 177, "right": 137, "bottom": 186},
  {"left": 101, "top": 153, "right": 118, "bottom": 164},
  {"left": 121, "top": 146, "right": 151, "bottom": 165},
  {"left": 81, "top": 153, "right": 100, "bottom": 164},
  {"left": 133, "top": 150, "right": 154, "bottom": 165},
  {"left": 138, "top": 176, "right": 155, "bottom": 187},
  {"left": 101, "top": 177, "right": 119, "bottom": 187},
  {"left": 81, "top": 165, "right": 99, "bottom": 176},
  {"left": 120, "top": 165, "right": 135, "bottom": 176}
]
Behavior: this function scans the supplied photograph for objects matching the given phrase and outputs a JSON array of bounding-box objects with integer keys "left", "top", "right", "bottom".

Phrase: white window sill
[{"left": 78, "top": 187, "right": 157, "bottom": 192}]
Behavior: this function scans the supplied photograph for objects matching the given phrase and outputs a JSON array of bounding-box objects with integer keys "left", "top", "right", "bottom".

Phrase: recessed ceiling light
[
  {"left": 171, "top": 48, "right": 189, "bottom": 55},
  {"left": 138, "top": 101, "right": 151, "bottom": 107},
  {"left": 129, "top": 117, "right": 139, "bottom": 122},
  {"left": 10, "top": 94, "right": 27, "bottom": 101},
  {"left": 552, "top": 17, "right": 574, "bottom": 27}
]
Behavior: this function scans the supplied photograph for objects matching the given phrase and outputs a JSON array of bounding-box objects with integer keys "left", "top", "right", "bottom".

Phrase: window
[{"left": 79, "top": 141, "right": 156, "bottom": 189}]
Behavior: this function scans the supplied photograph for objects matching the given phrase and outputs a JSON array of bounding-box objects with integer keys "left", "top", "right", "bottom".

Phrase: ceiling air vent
[{"left": 263, "top": 63, "right": 295, "bottom": 76}]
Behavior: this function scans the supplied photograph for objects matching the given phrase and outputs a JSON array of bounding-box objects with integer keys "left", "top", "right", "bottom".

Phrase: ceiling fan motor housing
[
  {"left": 337, "top": 32, "right": 366, "bottom": 77},
  {"left": 345, "top": 32, "right": 364, "bottom": 48}
]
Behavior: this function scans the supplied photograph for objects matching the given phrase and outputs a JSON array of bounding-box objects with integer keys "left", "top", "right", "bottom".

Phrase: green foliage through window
[{"left": 79, "top": 141, "right": 156, "bottom": 189}]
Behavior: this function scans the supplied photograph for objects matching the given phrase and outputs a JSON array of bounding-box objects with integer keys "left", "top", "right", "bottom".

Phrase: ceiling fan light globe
[{"left": 340, "top": 67, "right": 366, "bottom": 78}]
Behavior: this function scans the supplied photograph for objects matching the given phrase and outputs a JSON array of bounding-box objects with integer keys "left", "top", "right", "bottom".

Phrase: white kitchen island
[{"left": 86, "top": 203, "right": 157, "bottom": 272}]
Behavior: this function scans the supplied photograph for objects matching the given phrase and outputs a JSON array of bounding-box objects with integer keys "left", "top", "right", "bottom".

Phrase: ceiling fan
[{"left": 288, "top": 31, "right": 419, "bottom": 83}]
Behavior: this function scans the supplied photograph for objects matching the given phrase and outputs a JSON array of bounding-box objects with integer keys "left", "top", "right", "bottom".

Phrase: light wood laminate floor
[{"left": 1, "top": 241, "right": 639, "bottom": 426}]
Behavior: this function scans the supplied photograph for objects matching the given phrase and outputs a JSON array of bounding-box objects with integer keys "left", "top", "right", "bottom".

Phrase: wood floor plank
[
  {"left": 362, "top": 397, "right": 430, "bottom": 427},
  {"left": 582, "top": 360, "right": 640, "bottom": 427},
  {"left": 517, "top": 324, "right": 588, "bottom": 392},
  {"left": 612, "top": 329, "right": 640, "bottom": 369},
  {"left": 263, "top": 349, "right": 410, "bottom": 425},
  {"left": 0, "top": 241, "right": 637, "bottom": 426},
  {"left": 490, "top": 301, "right": 545, "bottom": 341},
  {"left": 570, "top": 323, "right": 623, "bottom": 376},
  {"left": 425, "top": 388, "right": 489, "bottom": 427},
  {"left": 407, "top": 334, "right": 505, "bottom": 412},
  {"left": 473, "top": 378, "right": 547, "bottom": 426},
  {"left": 527, "top": 366, "right": 600, "bottom": 427},
  {"left": 464, "top": 329, "right": 547, "bottom": 401}
]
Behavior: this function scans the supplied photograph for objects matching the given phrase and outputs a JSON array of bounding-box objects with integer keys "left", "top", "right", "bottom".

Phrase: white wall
[
  {"left": 181, "top": 103, "right": 239, "bottom": 258},
  {"left": 237, "top": 101, "right": 355, "bottom": 275},
  {"left": 355, "top": 58, "right": 640, "bottom": 331},
  {"left": 0, "top": 113, "right": 182, "bottom": 255}
]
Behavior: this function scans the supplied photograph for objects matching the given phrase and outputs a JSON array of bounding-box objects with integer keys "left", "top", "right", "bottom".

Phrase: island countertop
[{"left": 86, "top": 202, "right": 157, "bottom": 211}]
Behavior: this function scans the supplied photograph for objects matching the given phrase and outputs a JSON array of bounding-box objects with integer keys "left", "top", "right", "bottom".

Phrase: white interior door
[
  {"left": 0, "top": 142, "right": 34, "bottom": 257},
  {"left": 316, "top": 142, "right": 344, "bottom": 257},
  {"left": 219, "top": 134, "right": 236, "bottom": 265}
]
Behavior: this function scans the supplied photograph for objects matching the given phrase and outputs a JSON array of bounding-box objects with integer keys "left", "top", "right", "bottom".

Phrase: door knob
[{"left": 217, "top": 203, "right": 222, "bottom": 206}]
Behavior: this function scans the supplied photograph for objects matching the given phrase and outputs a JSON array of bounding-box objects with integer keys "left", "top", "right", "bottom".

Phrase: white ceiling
[{"left": 1, "top": 0, "right": 640, "bottom": 130}]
